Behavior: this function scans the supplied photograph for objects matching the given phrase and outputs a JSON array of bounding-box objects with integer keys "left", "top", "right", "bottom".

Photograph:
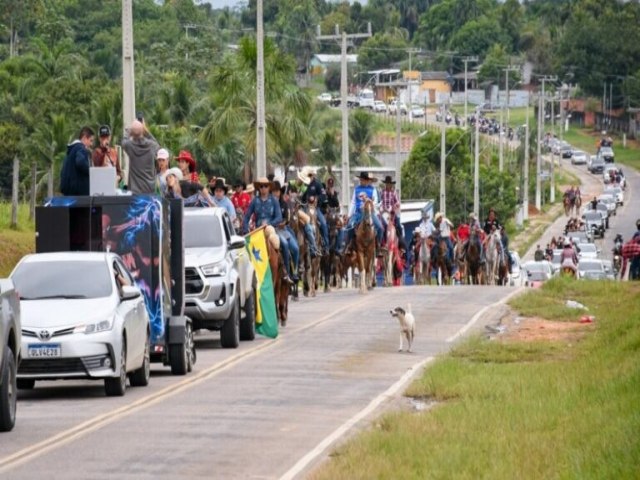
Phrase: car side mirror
[
  {"left": 229, "top": 234, "right": 246, "bottom": 250},
  {"left": 121, "top": 285, "right": 141, "bottom": 301}
]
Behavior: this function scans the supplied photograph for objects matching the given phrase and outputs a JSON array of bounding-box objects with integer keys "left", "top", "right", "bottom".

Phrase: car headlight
[
  {"left": 201, "top": 261, "right": 228, "bottom": 277},
  {"left": 74, "top": 316, "right": 115, "bottom": 334}
]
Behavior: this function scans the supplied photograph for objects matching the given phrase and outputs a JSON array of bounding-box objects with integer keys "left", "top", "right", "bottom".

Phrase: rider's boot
[{"left": 303, "top": 224, "right": 320, "bottom": 258}]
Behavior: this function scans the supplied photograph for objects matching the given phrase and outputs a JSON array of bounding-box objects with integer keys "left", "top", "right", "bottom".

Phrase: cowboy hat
[
  {"left": 245, "top": 184, "right": 255, "bottom": 194},
  {"left": 176, "top": 150, "right": 196, "bottom": 172},
  {"left": 210, "top": 178, "right": 228, "bottom": 193},
  {"left": 469, "top": 212, "right": 477, "bottom": 220},
  {"left": 162, "top": 167, "right": 183, "bottom": 183},
  {"left": 434, "top": 212, "right": 443, "bottom": 221},
  {"left": 382, "top": 175, "right": 396, "bottom": 184},
  {"left": 253, "top": 176, "right": 272, "bottom": 189},
  {"left": 355, "top": 171, "right": 378, "bottom": 182},
  {"left": 297, "top": 166, "right": 317, "bottom": 185}
]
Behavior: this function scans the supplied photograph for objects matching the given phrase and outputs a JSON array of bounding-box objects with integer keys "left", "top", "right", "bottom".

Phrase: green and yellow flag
[{"left": 246, "top": 227, "right": 278, "bottom": 338}]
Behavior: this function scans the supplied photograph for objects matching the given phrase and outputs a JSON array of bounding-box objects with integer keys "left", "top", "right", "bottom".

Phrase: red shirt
[
  {"left": 232, "top": 192, "right": 252, "bottom": 212},
  {"left": 457, "top": 223, "right": 470, "bottom": 242}
]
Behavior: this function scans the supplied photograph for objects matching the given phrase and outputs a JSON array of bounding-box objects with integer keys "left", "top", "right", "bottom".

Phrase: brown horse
[
  {"left": 465, "top": 230, "right": 484, "bottom": 285},
  {"left": 355, "top": 198, "right": 376, "bottom": 294},
  {"left": 303, "top": 204, "right": 322, "bottom": 297},
  {"left": 321, "top": 207, "right": 342, "bottom": 291},
  {"left": 431, "top": 234, "right": 451, "bottom": 285},
  {"left": 263, "top": 226, "right": 289, "bottom": 326}
]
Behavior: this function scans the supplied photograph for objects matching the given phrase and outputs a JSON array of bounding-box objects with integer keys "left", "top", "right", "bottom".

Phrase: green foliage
[{"left": 358, "top": 32, "right": 408, "bottom": 72}]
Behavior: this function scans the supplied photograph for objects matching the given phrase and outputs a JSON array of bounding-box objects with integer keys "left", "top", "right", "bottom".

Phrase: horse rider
[
  {"left": 346, "top": 171, "right": 384, "bottom": 252},
  {"left": 324, "top": 177, "right": 340, "bottom": 212},
  {"left": 380, "top": 175, "right": 407, "bottom": 257},
  {"left": 417, "top": 210, "right": 435, "bottom": 239},
  {"left": 432, "top": 212, "right": 454, "bottom": 265},
  {"left": 300, "top": 166, "right": 330, "bottom": 255},
  {"left": 461, "top": 212, "right": 486, "bottom": 264},
  {"left": 272, "top": 180, "right": 300, "bottom": 283},
  {"left": 231, "top": 181, "right": 252, "bottom": 214},
  {"left": 283, "top": 184, "right": 321, "bottom": 259},
  {"left": 483, "top": 207, "right": 502, "bottom": 235},
  {"left": 499, "top": 225, "right": 513, "bottom": 273}
]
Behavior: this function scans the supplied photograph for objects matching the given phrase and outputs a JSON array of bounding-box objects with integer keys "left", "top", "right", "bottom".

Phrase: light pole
[
  {"left": 256, "top": 0, "right": 267, "bottom": 179},
  {"left": 462, "top": 56, "right": 478, "bottom": 126},
  {"left": 523, "top": 100, "right": 530, "bottom": 221}
]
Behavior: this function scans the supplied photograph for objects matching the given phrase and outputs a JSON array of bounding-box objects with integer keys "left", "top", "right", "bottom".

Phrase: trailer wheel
[
  {"left": 0, "top": 349, "right": 17, "bottom": 432},
  {"left": 170, "top": 322, "right": 193, "bottom": 375},
  {"left": 220, "top": 298, "right": 240, "bottom": 349},
  {"left": 240, "top": 289, "right": 256, "bottom": 341}
]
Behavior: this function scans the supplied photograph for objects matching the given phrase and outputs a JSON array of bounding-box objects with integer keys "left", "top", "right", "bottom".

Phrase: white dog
[{"left": 390, "top": 304, "right": 415, "bottom": 353}]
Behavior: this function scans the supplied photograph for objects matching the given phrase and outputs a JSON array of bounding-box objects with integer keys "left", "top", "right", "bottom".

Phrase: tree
[
  {"left": 358, "top": 32, "right": 408, "bottom": 72},
  {"left": 275, "top": 0, "right": 319, "bottom": 76},
  {"left": 349, "top": 109, "right": 376, "bottom": 166},
  {"left": 449, "top": 16, "right": 507, "bottom": 59}
]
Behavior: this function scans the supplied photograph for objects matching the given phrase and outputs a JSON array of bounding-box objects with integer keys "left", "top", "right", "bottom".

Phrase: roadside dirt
[{"left": 493, "top": 313, "right": 595, "bottom": 343}]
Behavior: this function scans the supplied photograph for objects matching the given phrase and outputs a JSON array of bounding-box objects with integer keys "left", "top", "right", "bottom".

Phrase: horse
[
  {"left": 381, "top": 210, "right": 401, "bottom": 287},
  {"left": 573, "top": 194, "right": 582, "bottom": 216},
  {"left": 563, "top": 194, "right": 573, "bottom": 217},
  {"left": 354, "top": 198, "right": 376, "bottom": 294},
  {"left": 485, "top": 230, "right": 503, "bottom": 285},
  {"left": 431, "top": 233, "right": 451, "bottom": 285},
  {"left": 454, "top": 240, "right": 467, "bottom": 284},
  {"left": 412, "top": 234, "right": 432, "bottom": 285},
  {"left": 263, "top": 226, "right": 289, "bottom": 326},
  {"left": 465, "top": 231, "right": 484, "bottom": 285},
  {"left": 302, "top": 203, "right": 322, "bottom": 297},
  {"left": 322, "top": 207, "right": 342, "bottom": 291}
]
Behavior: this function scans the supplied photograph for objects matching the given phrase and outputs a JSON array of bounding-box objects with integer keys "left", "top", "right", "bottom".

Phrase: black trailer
[{"left": 35, "top": 195, "right": 195, "bottom": 375}]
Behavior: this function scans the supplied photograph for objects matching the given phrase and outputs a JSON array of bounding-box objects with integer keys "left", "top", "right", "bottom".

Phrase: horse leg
[{"left": 358, "top": 252, "right": 367, "bottom": 294}]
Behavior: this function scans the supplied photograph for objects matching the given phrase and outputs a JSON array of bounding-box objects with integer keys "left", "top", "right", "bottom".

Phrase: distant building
[{"left": 310, "top": 54, "right": 358, "bottom": 75}]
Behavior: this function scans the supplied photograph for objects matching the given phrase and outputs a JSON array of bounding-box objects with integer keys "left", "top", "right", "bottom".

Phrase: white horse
[{"left": 485, "top": 230, "right": 502, "bottom": 285}]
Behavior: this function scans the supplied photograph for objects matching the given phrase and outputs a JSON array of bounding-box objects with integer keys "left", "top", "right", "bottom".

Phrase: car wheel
[
  {"left": 105, "top": 337, "right": 127, "bottom": 397},
  {"left": 0, "top": 349, "right": 17, "bottom": 432},
  {"left": 169, "top": 321, "right": 193, "bottom": 376},
  {"left": 129, "top": 331, "right": 150, "bottom": 387},
  {"left": 240, "top": 289, "right": 256, "bottom": 341},
  {"left": 220, "top": 298, "right": 240, "bottom": 349},
  {"left": 16, "top": 379, "right": 35, "bottom": 390}
]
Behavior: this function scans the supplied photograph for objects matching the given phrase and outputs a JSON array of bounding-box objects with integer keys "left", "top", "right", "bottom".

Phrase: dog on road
[{"left": 390, "top": 304, "right": 415, "bottom": 353}]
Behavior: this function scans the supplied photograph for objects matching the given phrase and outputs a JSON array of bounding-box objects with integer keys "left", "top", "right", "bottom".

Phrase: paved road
[{"left": 2, "top": 286, "right": 519, "bottom": 479}]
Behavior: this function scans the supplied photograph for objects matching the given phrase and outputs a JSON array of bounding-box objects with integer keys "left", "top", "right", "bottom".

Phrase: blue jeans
[
  {"left": 316, "top": 208, "right": 330, "bottom": 250},
  {"left": 279, "top": 228, "right": 299, "bottom": 277},
  {"left": 631, "top": 256, "right": 640, "bottom": 280},
  {"left": 347, "top": 211, "right": 383, "bottom": 245}
]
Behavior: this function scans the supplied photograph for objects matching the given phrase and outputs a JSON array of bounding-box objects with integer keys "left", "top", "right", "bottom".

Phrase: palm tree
[
  {"left": 312, "top": 129, "right": 340, "bottom": 174},
  {"left": 349, "top": 109, "right": 377, "bottom": 166}
]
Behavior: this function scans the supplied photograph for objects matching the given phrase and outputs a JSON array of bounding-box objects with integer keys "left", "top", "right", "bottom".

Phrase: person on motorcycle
[{"left": 560, "top": 241, "right": 578, "bottom": 276}]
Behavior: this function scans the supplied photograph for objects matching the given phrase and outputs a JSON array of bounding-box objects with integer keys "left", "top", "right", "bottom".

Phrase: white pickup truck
[
  {"left": 0, "top": 278, "right": 21, "bottom": 432},
  {"left": 183, "top": 208, "right": 257, "bottom": 348}
]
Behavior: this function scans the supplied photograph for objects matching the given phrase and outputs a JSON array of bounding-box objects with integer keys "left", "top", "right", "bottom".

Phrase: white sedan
[
  {"left": 11, "top": 252, "right": 151, "bottom": 396},
  {"left": 577, "top": 243, "right": 600, "bottom": 260},
  {"left": 373, "top": 100, "right": 388, "bottom": 113},
  {"left": 570, "top": 150, "right": 588, "bottom": 165},
  {"left": 522, "top": 260, "right": 555, "bottom": 287},
  {"left": 578, "top": 259, "right": 606, "bottom": 280},
  {"left": 410, "top": 105, "right": 425, "bottom": 118}
]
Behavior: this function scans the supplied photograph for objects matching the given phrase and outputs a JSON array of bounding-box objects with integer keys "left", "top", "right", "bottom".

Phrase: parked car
[
  {"left": 577, "top": 243, "right": 600, "bottom": 260},
  {"left": 0, "top": 279, "right": 20, "bottom": 432},
  {"left": 522, "top": 260, "right": 555, "bottom": 287},
  {"left": 410, "top": 105, "right": 425, "bottom": 118},
  {"left": 11, "top": 252, "right": 151, "bottom": 397},
  {"left": 317, "top": 93, "right": 332, "bottom": 103},
  {"left": 552, "top": 140, "right": 570, "bottom": 156},
  {"left": 599, "top": 146, "right": 614, "bottom": 163},
  {"left": 582, "top": 210, "right": 606, "bottom": 239},
  {"left": 183, "top": 208, "right": 256, "bottom": 349},
  {"left": 570, "top": 150, "right": 588, "bottom": 165},
  {"left": 577, "top": 259, "right": 606, "bottom": 280},
  {"left": 388, "top": 99, "right": 408, "bottom": 115},
  {"left": 588, "top": 154, "right": 605, "bottom": 174},
  {"left": 373, "top": 100, "right": 388, "bottom": 113},
  {"left": 560, "top": 143, "right": 573, "bottom": 159}
]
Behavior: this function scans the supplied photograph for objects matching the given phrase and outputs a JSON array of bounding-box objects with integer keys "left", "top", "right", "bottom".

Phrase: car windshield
[
  {"left": 12, "top": 260, "right": 113, "bottom": 300},
  {"left": 579, "top": 244, "right": 596, "bottom": 253},
  {"left": 184, "top": 214, "right": 224, "bottom": 248},
  {"left": 528, "top": 271, "right": 548, "bottom": 281},
  {"left": 584, "top": 212, "right": 600, "bottom": 220},
  {"left": 525, "top": 262, "right": 548, "bottom": 273},
  {"left": 579, "top": 261, "right": 603, "bottom": 272}
]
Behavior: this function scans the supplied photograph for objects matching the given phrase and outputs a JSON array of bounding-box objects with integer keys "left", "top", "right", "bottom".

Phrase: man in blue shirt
[
  {"left": 210, "top": 179, "right": 236, "bottom": 221},
  {"left": 346, "top": 172, "right": 383, "bottom": 250},
  {"left": 300, "top": 167, "right": 330, "bottom": 254},
  {"left": 243, "top": 177, "right": 282, "bottom": 234}
]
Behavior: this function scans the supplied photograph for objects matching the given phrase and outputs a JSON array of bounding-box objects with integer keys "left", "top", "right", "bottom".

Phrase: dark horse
[
  {"left": 322, "top": 207, "right": 342, "bottom": 291},
  {"left": 355, "top": 198, "right": 376, "bottom": 294},
  {"left": 431, "top": 233, "right": 451, "bottom": 285},
  {"left": 465, "top": 230, "right": 484, "bottom": 285}
]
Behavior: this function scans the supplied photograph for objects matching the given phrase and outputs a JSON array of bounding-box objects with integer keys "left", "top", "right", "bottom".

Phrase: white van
[{"left": 358, "top": 88, "right": 374, "bottom": 109}]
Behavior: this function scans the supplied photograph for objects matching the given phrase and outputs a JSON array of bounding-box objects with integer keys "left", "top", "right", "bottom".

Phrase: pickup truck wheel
[
  {"left": 169, "top": 322, "right": 193, "bottom": 375},
  {"left": 129, "top": 332, "right": 150, "bottom": 387},
  {"left": 220, "top": 298, "right": 240, "bottom": 349},
  {"left": 16, "top": 379, "right": 35, "bottom": 390},
  {"left": 240, "top": 290, "right": 256, "bottom": 341},
  {"left": 0, "top": 349, "right": 17, "bottom": 432},
  {"left": 105, "top": 338, "right": 127, "bottom": 397}
]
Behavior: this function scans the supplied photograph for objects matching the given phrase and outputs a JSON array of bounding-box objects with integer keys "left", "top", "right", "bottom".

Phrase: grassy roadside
[
  {"left": 0, "top": 203, "right": 35, "bottom": 277},
  {"left": 311, "top": 278, "right": 640, "bottom": 479}
]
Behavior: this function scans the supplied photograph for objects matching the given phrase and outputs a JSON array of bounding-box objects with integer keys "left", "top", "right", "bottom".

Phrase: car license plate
[{"left": 28, "top": 344, "right": 61, "bottom": 358}]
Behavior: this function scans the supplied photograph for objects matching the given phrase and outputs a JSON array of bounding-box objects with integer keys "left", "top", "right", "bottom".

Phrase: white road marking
[
  {"left": 0, "top": 295, "right": 371, "bottom": 473},
  {"left": 446, "top": 287, "right": 524, "bottom": 343},
  {"left": 280, "top": 357, "right": 434, "bottom": 480}
]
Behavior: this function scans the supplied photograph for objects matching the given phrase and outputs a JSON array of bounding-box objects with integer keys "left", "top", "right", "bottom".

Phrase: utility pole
[
  {"left": 550, "top": 93, "right": 555, "bottom": 203},
  {"left": 463, "top": 56, "right": 478, "bottom": 125},
  {"left": 395, "top": 84, "right": 402, "bottom": 198},
  {"left": 523, "top": 100, "right": 530, "bottom": 221},
  {"left": 317, "top": 23, "right": 371, "bottom": 213},
  {"left": 503, "top": 66, "right": 519, "bottom": 126},
  {"left": 183, "top": 24, "right": 196, "bottom": 60},
  {"left": 499, "top": 105, "right": 504, "bottom": 171},
  {"left": 122, "top": 0, "right": 136, "bottom": 186},
  {"left": 407, "top": 48, "right": 420, "bottom": 114},
  {"left": 440, "top": 119, "right": 446, "bottom": 215},
  {"left": 256, "top": 0, "right": 267, "bottom": 179},
  {"left": 474, "top": 114, "right": 480, "bottom": 217},
  {"left": 535, "top": 75, "right": 557, "bottom": 211}
]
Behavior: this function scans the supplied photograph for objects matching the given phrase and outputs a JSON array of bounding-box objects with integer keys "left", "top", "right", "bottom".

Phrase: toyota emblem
[{"left": 38, "top": 329, "right": 52, "bottom": 341}]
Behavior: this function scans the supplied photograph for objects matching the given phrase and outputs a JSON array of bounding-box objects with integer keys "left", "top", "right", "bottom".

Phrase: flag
[{"left": 246, "top": 227, "right": 278, "bottom": 338}]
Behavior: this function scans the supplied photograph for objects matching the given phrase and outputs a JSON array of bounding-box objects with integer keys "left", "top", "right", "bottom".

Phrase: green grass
[
  {"left": 311, "top": 278, "right": 640, "bottom": 480},
  {"left": 0, "top": 203, "right": 35, "bottom": 277},
  {"left": 562, "top": 128, "right": 640, "bottom": 171}
]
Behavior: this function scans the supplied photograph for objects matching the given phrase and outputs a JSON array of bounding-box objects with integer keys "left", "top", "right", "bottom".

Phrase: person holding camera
[
  {"left": 122, "top": 115, "right": 159, "bottom": 194},
  {"left": 92, "top": 125, "right": 122, "bottom": 186}
]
